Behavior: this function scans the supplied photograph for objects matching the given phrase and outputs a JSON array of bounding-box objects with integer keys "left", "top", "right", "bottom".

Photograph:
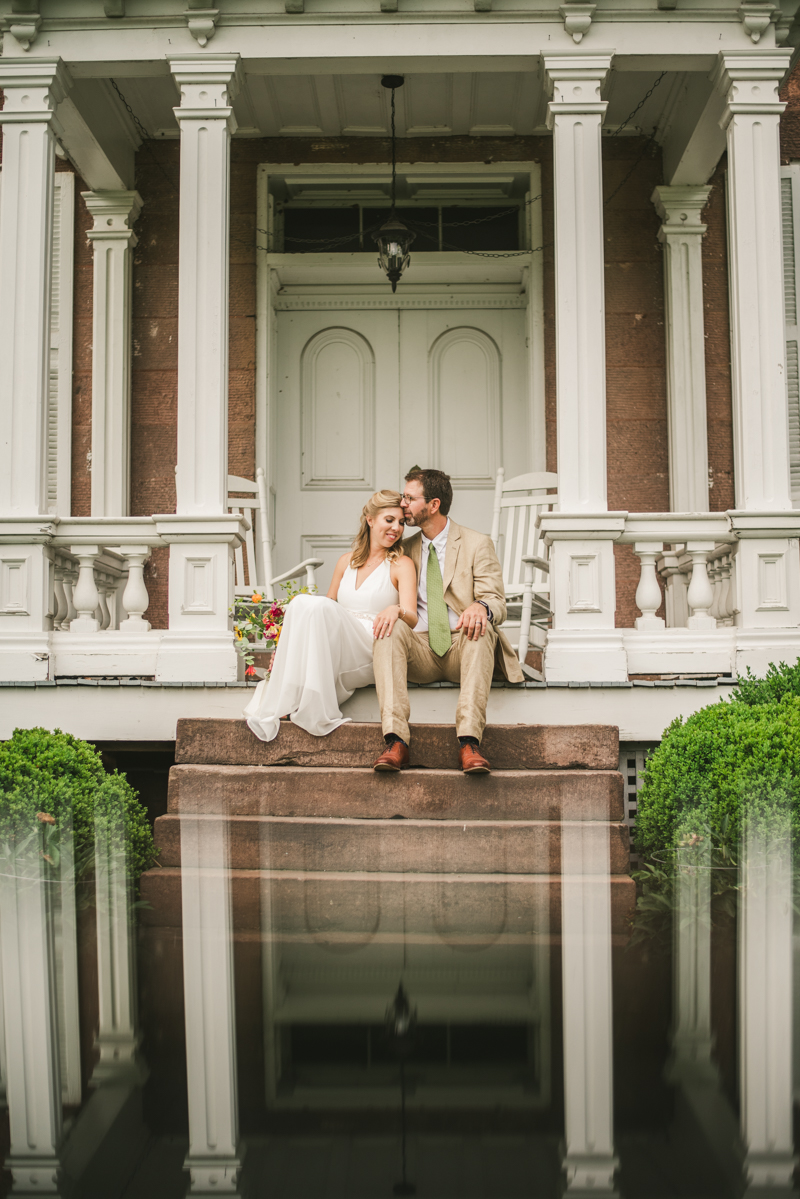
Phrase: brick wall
[{"left": 68, "top": 125, "right": 743, "bottom": 636}]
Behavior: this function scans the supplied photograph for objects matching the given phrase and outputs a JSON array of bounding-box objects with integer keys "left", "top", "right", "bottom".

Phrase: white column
[
  {"left": 541, "top": 57, "right": 626, "bottom": 684},
  {"left": 715, "top": 50, "right": 800, "bottom": 672},
  {"left": 545, "top": 54, "right": 610, "bottom": 513},
  {"left": 171, "top": 55, "right": 238, "bottom": 518},
  {"left": 0, "top": 825, "right": 63, "bottom": 1193},
  {"left": 180, "top": 813, "right": 243, "bottom": 1196},
  {"left": 156, "top": 57, "right": 245, "bottom": 683},
  {"left": 716, "top": 52, "right": 792, "bottom": 513},
  {"left": 560, "top": 818, "right": 618, "bottom": 1195},
  {"left": 739, "top": 815, "right": 796, "bottom": 1193},
  {"left": 0, "top": 61, "right": 70, "bottom": 683},
  {"left": 0, "top": 59, "right": 70, "bottom": 518},
  {"left": 651, "top": 186, "right": 712, "bottom": 513},
  {"left": 84, "top": 190, "right": 143, "bottom": 519}
]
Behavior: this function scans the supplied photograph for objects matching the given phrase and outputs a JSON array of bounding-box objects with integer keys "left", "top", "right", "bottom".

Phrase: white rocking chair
[
  {"left": 490, "top": 468, "right": 558, "bottom": 673},
  {"left": 227, "top": 468, "right": 323, "bottom": 601}
]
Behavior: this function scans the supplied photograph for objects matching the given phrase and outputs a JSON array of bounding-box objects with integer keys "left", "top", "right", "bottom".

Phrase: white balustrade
[
  {"left": 685, "top": 543, "right": 717, "bottom": 630},
  {"left": 69, "top": 546, "right": 102, "bottom": 633},
  {"left": 119, "top": 547, "right": 152, "bottom": 632},
  {"left": 53, "top": 558, "right": 70, "bottom": 631},
  {"left": 633, "top": 544, "right": 666, "bottom": 631}
]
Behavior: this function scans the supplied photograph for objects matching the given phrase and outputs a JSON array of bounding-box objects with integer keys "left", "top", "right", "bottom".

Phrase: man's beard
[{"left": 404, "top": 504, "right": 430, "bottom": 528}]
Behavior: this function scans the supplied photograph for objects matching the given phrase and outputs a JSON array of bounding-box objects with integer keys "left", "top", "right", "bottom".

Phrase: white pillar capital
[
  {"left": 83, "top": 189, "right": 142, "bottom": 244},
  {"left": 0, "top": 58, "right": 72, "bottom": 124},
  {"left": 543, "top": 54, "right": 612, "bottom": 118},
  {"left": 713, "top": 50, "right": 790, "bottom": 127},
  {"left": 169, "top": 54, "right": 242, "bottom": 135},
  {"left": 651, "top": 185, "right": 711, "bottom": 237}
]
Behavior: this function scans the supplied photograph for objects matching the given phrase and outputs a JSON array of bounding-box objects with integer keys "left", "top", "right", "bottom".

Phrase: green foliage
[
  {"left": 633, "top": 694, "right": 800, "bottom": 864},
  {"left": 730, "top": 659, "right": 800, "bottom": 707},
  {"left": 0, "top": 727, "right": 156, "bottom": 877}
]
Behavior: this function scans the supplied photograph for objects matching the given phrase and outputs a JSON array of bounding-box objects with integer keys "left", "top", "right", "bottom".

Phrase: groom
[{"left": 372, "top": 467, "right": 523, "bottom": 774}]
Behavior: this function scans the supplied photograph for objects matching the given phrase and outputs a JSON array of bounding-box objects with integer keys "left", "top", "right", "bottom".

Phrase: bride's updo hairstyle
[{"left": 350, "top": 490, "right": 405, "bottom": 569}]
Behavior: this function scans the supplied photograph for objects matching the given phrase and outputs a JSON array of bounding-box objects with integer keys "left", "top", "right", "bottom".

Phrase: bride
[{"left": 244, "top": 490, "right": 418, "bottom": 741}]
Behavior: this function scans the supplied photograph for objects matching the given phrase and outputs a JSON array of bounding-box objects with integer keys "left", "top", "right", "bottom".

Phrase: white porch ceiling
[{"left": 109, "top": 66, "right": 681, "bottom": 140}]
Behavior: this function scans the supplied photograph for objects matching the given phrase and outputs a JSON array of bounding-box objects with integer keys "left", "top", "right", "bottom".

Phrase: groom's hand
[{"left": 456, "top": 603, "right": 488, "bottom": 641}]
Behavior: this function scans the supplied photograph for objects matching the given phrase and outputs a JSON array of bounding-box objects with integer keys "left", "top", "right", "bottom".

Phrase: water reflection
[{"left": 0, "top": 793, "right": 797, "bottom": 1196}]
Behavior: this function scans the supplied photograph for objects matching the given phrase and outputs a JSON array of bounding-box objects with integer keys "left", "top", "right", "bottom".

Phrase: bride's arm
[
  {"left": 326, "top": 553, "right": 350, "bottom": 600},
  {"left": 374, "top": 557, "right": 419, "bottom": 639}
]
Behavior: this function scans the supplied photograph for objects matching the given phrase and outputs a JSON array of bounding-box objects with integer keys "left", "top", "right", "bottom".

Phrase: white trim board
[{"left": 0, "top": 683, "right": 735, "bottom": 743}]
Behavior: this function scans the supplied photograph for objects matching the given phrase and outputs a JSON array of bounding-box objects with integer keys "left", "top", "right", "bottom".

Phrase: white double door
[{"left": 274, "top": 306, "right": 529, "bottom": 593}]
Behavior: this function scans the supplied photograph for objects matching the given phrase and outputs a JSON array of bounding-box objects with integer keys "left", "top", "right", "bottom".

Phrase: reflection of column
[
  {"left": 668, "top": 840, "right": 715, "bottom": 1081},
  {"left": 739, "top": 818, "right": 796, "bottom": 1193},
  {"left": 84, "top": 190, "right": 143, "bottom": 518},
  {"left": 55, "top": 820, "right": 82, "bottom": 1104},
  {"left": 94, "top": 799, "right": 140, "bottom": 1081},
  {"left": 560, "top": 819, "right": 618, "bottom": 1195},
  {"left": 0, "top": 827, "right": 63, "bottom": 1193},
  {"left": 181, "top": 813, "right": 243, "bottom": 1195}
]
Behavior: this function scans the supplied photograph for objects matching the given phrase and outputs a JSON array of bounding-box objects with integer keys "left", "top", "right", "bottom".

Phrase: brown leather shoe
[
  {"left": 373, "top": 740, "right": 409, "bottom": 772},
  {"left": 459, "top": 743, "right": 491, "bottom": 774}
]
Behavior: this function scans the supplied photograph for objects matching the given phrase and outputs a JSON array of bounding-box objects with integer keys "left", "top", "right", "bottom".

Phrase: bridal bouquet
[{"left": 231, "top": 582, "right": 315, "bottom": 675}]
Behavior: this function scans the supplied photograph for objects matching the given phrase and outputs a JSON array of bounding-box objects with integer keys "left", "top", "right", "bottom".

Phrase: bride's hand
[{"left": 373, "top": 604, "right": 401, "bottom": 640}]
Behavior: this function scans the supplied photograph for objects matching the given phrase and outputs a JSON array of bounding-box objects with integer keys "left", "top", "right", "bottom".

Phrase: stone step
[
  {"left": 175, "top": 719, "right": 619, "bottom": 771},
  {"left": 168, "top": 765, "right": 624, "bottom": 821},
  {"left": 140, "top": 867, "right": 636, "bottom": 935},
  {"left": 154, "top": 813, "right": 630, "bottom": 875}
]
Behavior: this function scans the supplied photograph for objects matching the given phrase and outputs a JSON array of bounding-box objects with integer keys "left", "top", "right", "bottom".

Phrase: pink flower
[{"left": 245, "top": 665, "right": 257, "bottom": 678}]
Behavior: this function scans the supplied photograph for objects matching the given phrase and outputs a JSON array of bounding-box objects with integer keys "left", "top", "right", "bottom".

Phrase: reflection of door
[{"left": 275, "top": 306, "right": 529, "bottom": 592}]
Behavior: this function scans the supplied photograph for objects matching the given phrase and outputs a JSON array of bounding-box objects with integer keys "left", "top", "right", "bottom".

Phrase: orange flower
[
  {"left": 37, "top": 812, "right": 56, "bottom": 825},
  {"left": 251, "top": 592, "right": 263, "bottom": 603}
]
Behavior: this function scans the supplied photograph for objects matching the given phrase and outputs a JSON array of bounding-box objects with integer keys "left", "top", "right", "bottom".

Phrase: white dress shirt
[{"left": 415, "top": 520, "right": 458, "bottom": 633}]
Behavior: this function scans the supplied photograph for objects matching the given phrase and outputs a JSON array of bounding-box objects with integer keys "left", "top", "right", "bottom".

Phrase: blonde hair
[{"left": 350, "top": 490, "right": 405, "bottom": 569}]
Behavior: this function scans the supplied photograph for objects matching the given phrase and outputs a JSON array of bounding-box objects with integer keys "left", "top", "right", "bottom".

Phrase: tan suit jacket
[{"left": 403, "top": 520, "right": 524, "bottom": 684}]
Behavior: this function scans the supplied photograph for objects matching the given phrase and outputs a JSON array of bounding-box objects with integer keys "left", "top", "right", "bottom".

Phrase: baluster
[
  {"left": 63, "top": 564, "right": 78, "bottom": 627},
  {"left": 686, "top": 542, "right": 716, "bottom": 630},
  {"left": 633, "top": 543, "right": 666, "bottom": 631},
  {"left": 96, "top": 572, "right": 112, "bottom": 631},
  {"left": 52, "top": 558, "right": 69, "bottom": 631},
  {"left": 722, "top": 553, "right": 737, "bottom": 622},
  {"left": 658, "top": 545, "right": 689, "bottom": 628},
  {"left": 707, "top": 558, "right": 721, "bottom": 621},
  {"left": 119, "top": 547, "right": 152, "bottom": 633},
  {"left": 69, "top": 546, "right": 101, "bottom": 633},
  {"left": 716, "top": 554, "right": 731, "bottom": 626}
]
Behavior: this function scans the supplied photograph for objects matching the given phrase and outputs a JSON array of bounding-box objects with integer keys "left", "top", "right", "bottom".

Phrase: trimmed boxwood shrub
[
  {"left": 0, "top": 727, "right": 156, "bottom": 877},
  {"left": 634, "top": 688, "right": 800, "bottom": 864}
]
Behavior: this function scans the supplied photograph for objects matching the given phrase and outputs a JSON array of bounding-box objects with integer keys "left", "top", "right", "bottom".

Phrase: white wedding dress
[{"left": 244, "top": 557, "right": 399, "bottom": 741}]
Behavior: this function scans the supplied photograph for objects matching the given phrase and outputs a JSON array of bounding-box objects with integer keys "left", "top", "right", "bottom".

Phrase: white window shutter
[
  {"left": 781, "top": 165, "right": 800, "bottom": 508},
  {"left": 48, "top": 173, "right": 75, "bottom": 516}
]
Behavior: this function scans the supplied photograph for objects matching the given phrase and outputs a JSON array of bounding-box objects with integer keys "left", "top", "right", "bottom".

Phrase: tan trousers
[{"left": 373, "top": 619, "right": 497, "bottom": 744}]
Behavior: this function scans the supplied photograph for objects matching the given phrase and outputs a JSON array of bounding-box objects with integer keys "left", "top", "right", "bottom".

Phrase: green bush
[
  {"left": 730, "top": 659, "right": 800, "bottom": 707},
  {"left": 633, "top": 694, "right": 800, "bottom": 863},
  {"left": 0, "top": 727, "right": 156, "bottom": 877}
]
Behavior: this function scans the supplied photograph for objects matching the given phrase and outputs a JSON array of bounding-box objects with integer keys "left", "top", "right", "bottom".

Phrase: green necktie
[{"left": 426, "top": 542, "right": 452, "bottom": 657}]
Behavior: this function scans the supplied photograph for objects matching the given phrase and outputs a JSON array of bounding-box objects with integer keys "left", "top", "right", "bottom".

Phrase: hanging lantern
[
  {"left": 373, "top": 75, "right": 415, "bottom": 291},
  {"left": 373, "top": 212, "right": 415, "bottom": 293}
]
